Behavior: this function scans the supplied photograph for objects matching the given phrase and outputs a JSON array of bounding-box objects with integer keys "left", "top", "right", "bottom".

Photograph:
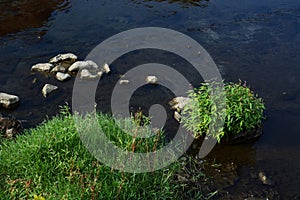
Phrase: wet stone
[
  {"left": 119, "top": 80, "right": 130, "bottom": 85},
  {"left": 169, "top": 96, "right": 191, "bottom": 112},
  {"left": 146, "top": 76, "right": 158, "bottom": 84},
  {"left": 56, "top": 72, "right": 71, "bottom": 81},
  {"left": 68, "top": 60, "right": 100, "bottom": 72},
  {"left": 31, "top": 63, "right": 53, "bottom": 72},
  {"left": 102, "top": 63, "right": 111, "bottom": 74},
  {"left": 0, "top": 92, "right": 20, "bottom": 109},
  {"left": 49, "top": 53, "right": 77, "bottom": 68},
  {"left": 50, "top": 65, "right": 67, "bottom": 73},
  {"left": 80, "top": 69, "right": 98, "bottom": 79},
  {"left": 170, "top": 96, "right": 191, "bottom": 122},
  {"left": 174, "top": 111, "right": 182, "bottom": 122},
  {"left": 42, "top": 84, "right": 58, "bottom": 97},
  {"left": 97, "top": 71, "right": 103, "bottom": 78}
]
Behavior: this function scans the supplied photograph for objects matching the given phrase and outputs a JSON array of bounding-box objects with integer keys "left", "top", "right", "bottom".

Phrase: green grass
[
  {"left": 182, "top": 80, "right": 265, "bottom": 142},
  {"left": 0, "top": 107, "right": 217, "bottom": 200},
  {"left": 0, "top": 108, "right": 215, "bottom": 199}
]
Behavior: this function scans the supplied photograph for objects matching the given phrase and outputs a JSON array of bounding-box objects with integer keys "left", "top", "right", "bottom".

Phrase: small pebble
[
  {"left": 119, "top": 80, "right": 130, "bottom": 85},
  {"left": 102, "top": 63, "right": 111, "bottom": 74},
  {"left": 146, "top": 76, "right": 158, "bottom": 84}
]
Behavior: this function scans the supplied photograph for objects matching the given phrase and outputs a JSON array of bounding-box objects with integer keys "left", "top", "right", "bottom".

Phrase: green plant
[
  {"left": 0, "top": 108, "right": 216, "bottom": 199},
  {"left": 0, "top": 109, "right": 177, "bottom": 199},
  {"left": 182, "top": 80, "right": 265, "bottom": 142},
  {"left": 132, "top": 109, "right": 151, "bottom": 127}
]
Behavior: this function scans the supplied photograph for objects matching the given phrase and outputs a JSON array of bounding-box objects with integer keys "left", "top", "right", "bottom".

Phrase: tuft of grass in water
[
  {"left": 0, "top": 108, "right": 183, "bottom": 199},
  {"left": 182, "top": 80, "right": 265, "bottom": 142}
]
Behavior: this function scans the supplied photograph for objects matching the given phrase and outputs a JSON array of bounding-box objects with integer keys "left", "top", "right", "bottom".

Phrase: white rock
[
  {"left": 102, "top": 63, "right": 111, "bottom": 74},
  {"left": 146, "top": 76, "right": 158, "bottom": 84},
  {"left": 119, "top": 80, "right": 130, "bottom": 85},
  {"left": 0, "top": 92, "right": 20, "bottom": 109},
  {"left": 56, "top": 72, "right": 71, "bottom": 81},
  {"left": 80, "top": 69, "right": 98, "bottom": 79},
  {"left": 5, "top": 128, "right": 14, "bottom": 138},
  {"left": 170, "top": 97, "right": 192, "bottom": 122},
  {"left": 97, "top": 71, "right": 103, "bottom": 78},
  {"left": 42, "top": 84, "right": 58, "bottom": 97},
  {"left": 49, "top": 53, "right": 77, "bottom": 64},
  {"left": 169, "top": 97, "right": 191, "bottom": 112},
  {"left": 50, "top": 65, "right": 66, "bottom": 73},
  {"left": 174, "top": 111, "right": 182, "bottom": 122},
  {"left": 68, "top": 60, "right": 100, "bottom": 72},
  {"left": 31, "top": 63, "right": 53, "bottom": 72}
]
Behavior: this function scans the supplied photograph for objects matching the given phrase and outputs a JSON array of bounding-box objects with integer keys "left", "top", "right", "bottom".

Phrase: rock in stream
[
  {"left": 49, "top": 53, "right": 77, "bottom": 68},
  {"left": 0, "top": 92, "right": 20, "bottom": 109},
  {"left": 42, "top": 84, "right": 58, "bottom": 97}
]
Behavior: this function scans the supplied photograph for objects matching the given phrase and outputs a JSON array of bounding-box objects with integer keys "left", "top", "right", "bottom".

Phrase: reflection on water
[
  {"left": 131, "top": 0, "right": 209, "bottom": 7},
  {"left": 0, "top": 0, "right": 70, "bottom": 37}
]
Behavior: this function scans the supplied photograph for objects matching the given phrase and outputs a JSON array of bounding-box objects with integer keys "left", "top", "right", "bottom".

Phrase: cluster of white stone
[{"left": 31, "top": 53, "right": 111, "bottom": 97}]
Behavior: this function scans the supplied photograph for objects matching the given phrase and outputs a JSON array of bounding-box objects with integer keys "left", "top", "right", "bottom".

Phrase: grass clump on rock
[{"left": 182, "top": 80, "right": 265, "bottom": 142}]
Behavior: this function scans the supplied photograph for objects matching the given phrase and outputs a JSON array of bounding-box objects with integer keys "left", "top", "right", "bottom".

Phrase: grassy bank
[{"left": 0, "top": 108, "right": 211, "bottom": 199}]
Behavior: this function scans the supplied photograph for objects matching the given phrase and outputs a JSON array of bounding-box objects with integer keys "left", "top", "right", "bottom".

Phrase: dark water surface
[{"left": 0, "top": 0, "right": 300, "bottom": 199}]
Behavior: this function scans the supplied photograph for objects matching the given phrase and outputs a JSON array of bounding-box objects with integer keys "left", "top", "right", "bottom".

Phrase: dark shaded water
[{"left": 1, "top": 0, "right": 300, "bottom": 199}]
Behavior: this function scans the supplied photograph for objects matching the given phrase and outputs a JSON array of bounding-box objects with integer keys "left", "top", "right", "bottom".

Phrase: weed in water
[{"left": 182, "top": 80, "right": 265, "bottom": 142}]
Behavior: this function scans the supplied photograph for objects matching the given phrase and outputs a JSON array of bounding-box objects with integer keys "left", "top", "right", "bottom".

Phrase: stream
[{"left": 0, "top": 0, "right": 300, "bottom": 199}]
